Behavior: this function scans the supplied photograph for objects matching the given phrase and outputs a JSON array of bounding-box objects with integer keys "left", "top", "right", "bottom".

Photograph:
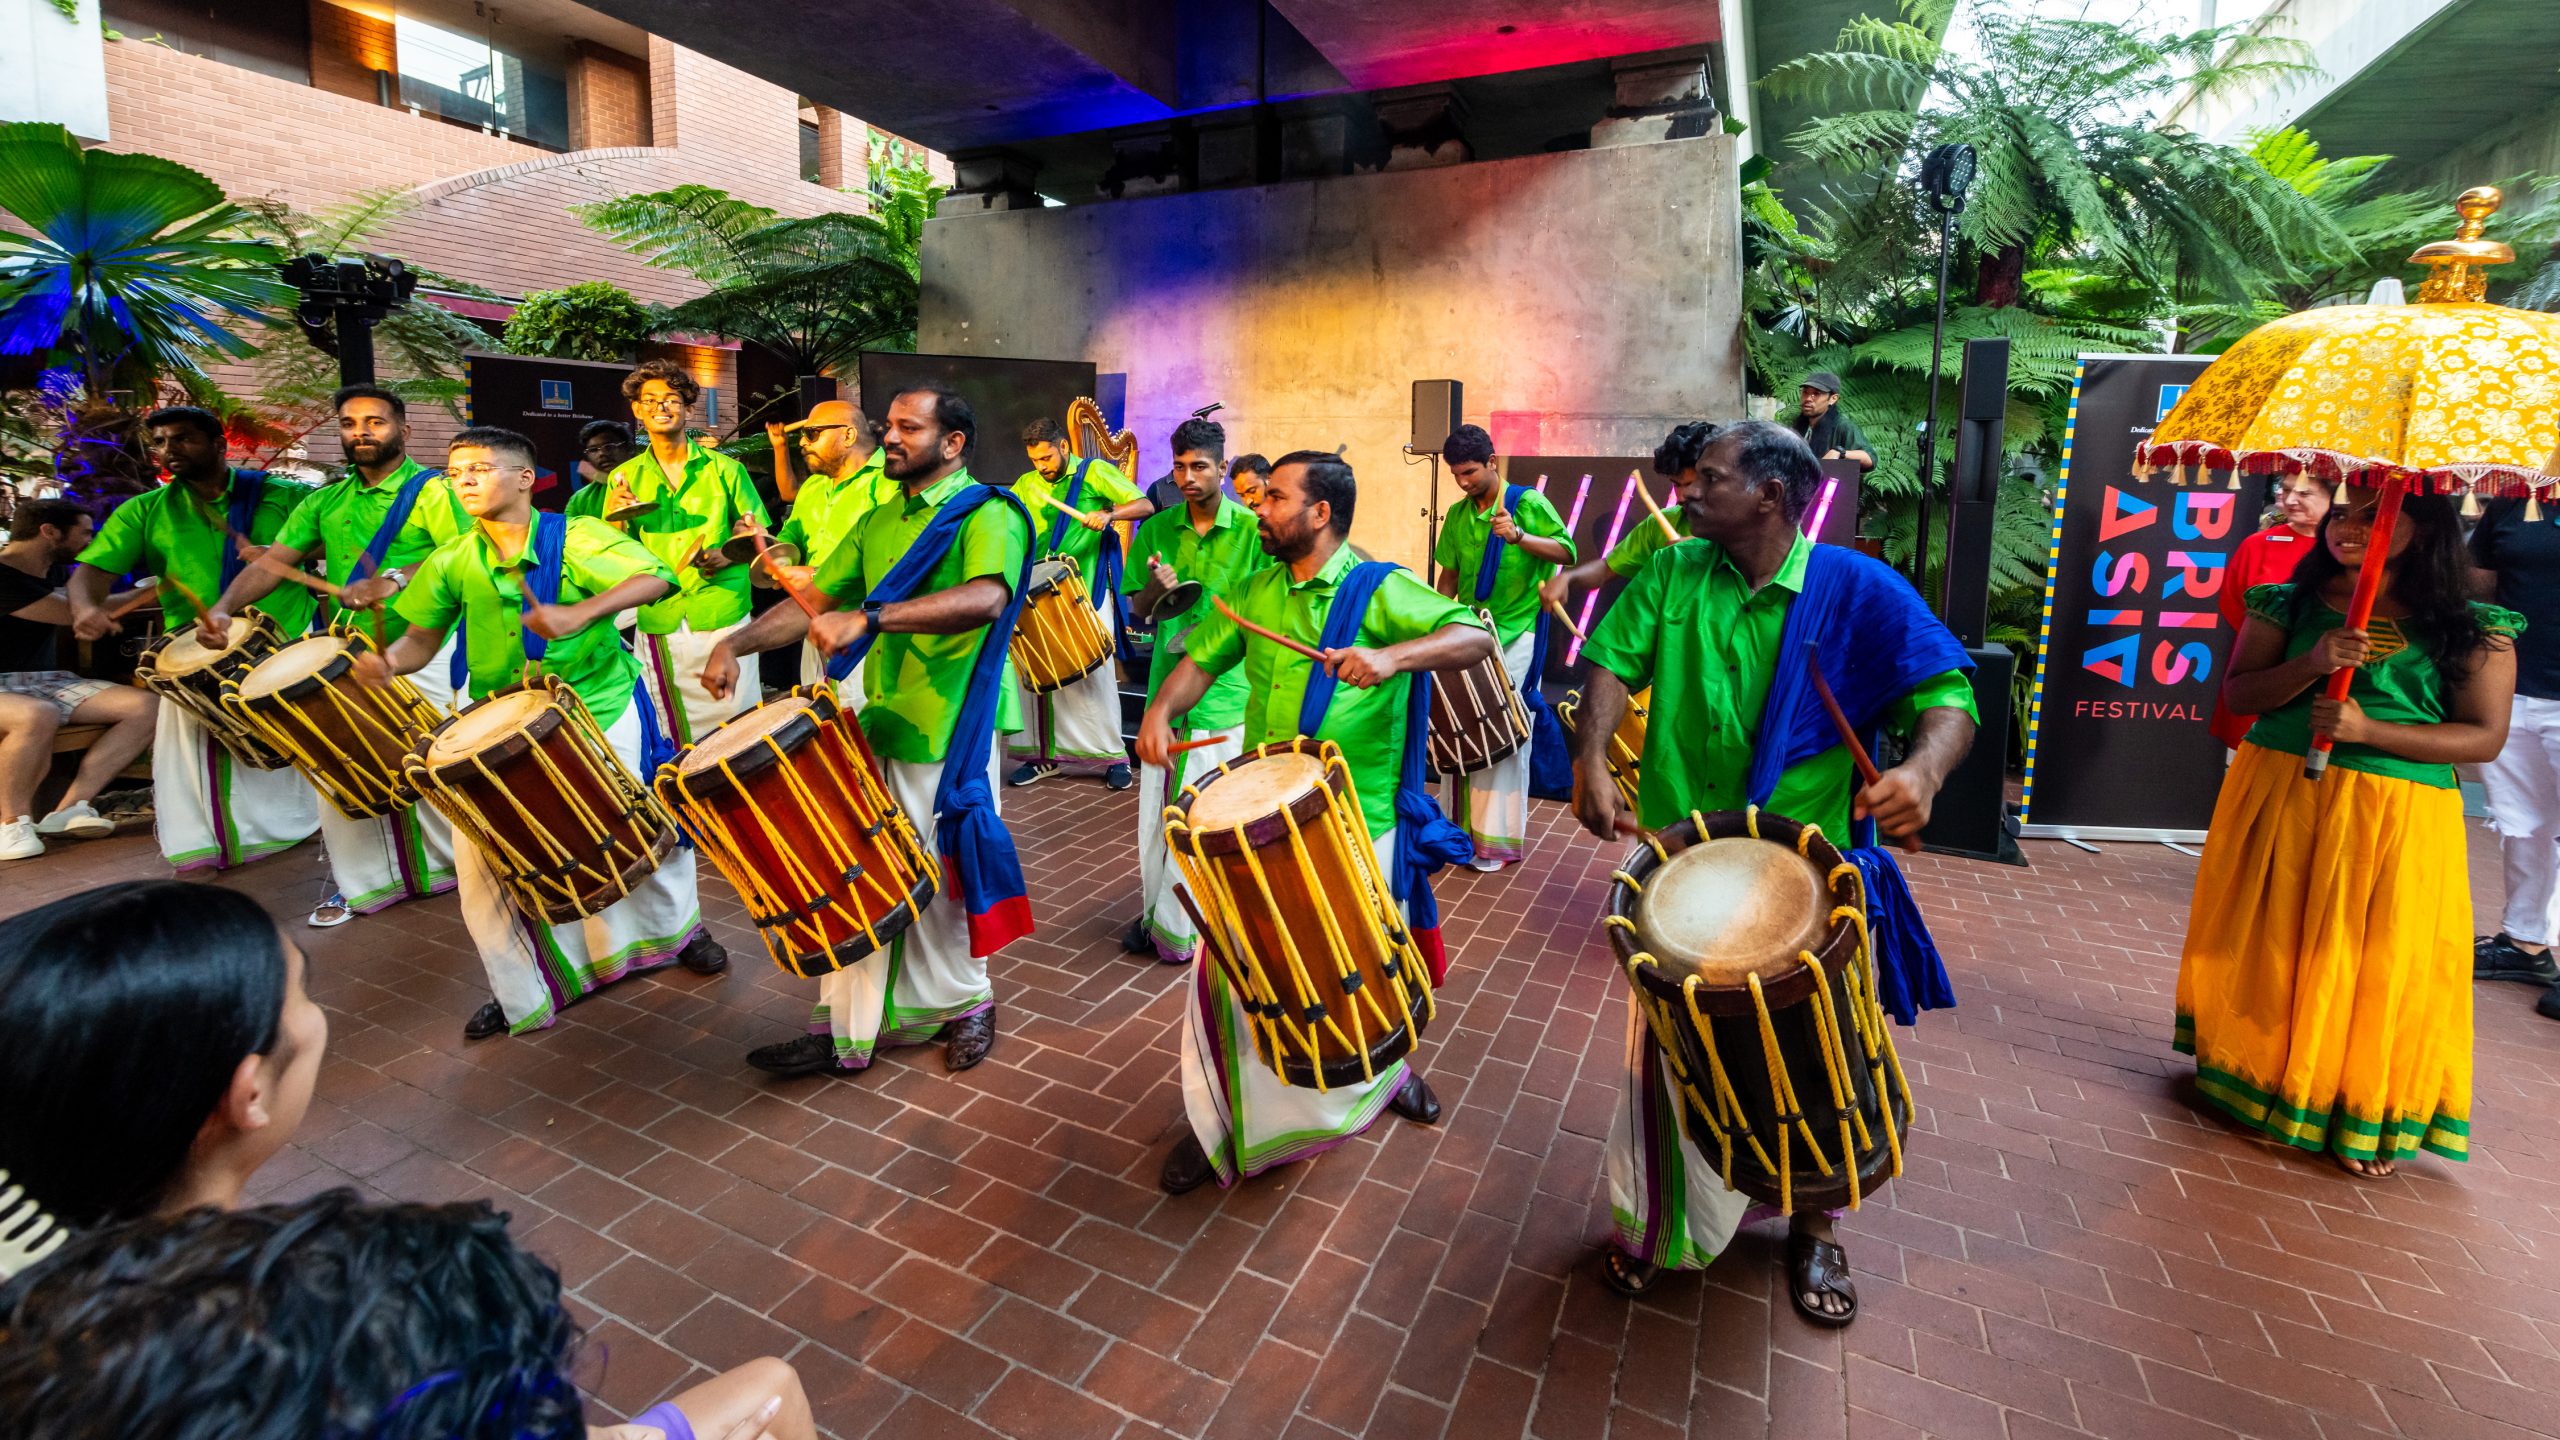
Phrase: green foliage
[{"left": 504, "top": 281, "right": 654, "bottom": 361}]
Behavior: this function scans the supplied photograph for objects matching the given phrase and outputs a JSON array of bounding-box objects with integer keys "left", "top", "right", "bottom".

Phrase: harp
[{"left": 1066, "top": 396, "right": 1137, "bottom": 478}]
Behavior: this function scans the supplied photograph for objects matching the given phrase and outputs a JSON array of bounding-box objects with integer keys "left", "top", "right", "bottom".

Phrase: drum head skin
[
  {"left": 1634, "top": 837, "right": 1831, "bottom": 986},
  {"left": 684, "top": 697, "right": 812, "bottom": 772},
  {"left": 154, "top": 617, "right": 256, "bottom": 677},
  {"left": 427, "top": 688, "right": 553, "bottom": 763},
  {"left": 1027, "top": 558, "right": 1075, "bottom": 596},
  {"left": 239, "top": 634, "right": 348, "bottom": 699},
  {"left": 1189, "top": 750, "right": 1325, "bottom": 830}
]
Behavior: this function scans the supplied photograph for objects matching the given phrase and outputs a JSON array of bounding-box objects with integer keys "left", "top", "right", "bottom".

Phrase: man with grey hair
[{"left": 1570, "top": 417, "right": 1976, "bottom": 1328}]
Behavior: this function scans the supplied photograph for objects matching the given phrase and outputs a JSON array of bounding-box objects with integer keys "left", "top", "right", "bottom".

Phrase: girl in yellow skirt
[{"left": 2182, "top": 489, "right": 2518, "bottom": 1178}]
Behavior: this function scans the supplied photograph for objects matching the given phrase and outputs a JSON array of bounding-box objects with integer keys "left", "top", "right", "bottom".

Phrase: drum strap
[
  {"left": 219, "top": 469, "right": 269, "bottom": 592},
  {"left": 1477, "top": 483, "right": 1574, "bottom": 802},
  {"left": 1049, "top": 457, "right": 1137, "bottom": 662},
  {"left": 825, "top": 482, "right": 1037, "bottom": 957},
  {"left": 351, "top": 465, "right": 440, "bottom": 584}
]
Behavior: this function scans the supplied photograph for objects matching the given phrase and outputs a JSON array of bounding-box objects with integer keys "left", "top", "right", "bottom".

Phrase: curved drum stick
[
  {"left": 2304, "top": 476, "right": 2406, "bottom": 781},
  {"left": 1806, "top": 646, "right": 1923, "bottom": 855},
  {"left": 1631, "top": 472, "right": 1683, "bottom": 545},
  {"left": 1212, "top": 596, "right": 1326, "bottom": 662}
]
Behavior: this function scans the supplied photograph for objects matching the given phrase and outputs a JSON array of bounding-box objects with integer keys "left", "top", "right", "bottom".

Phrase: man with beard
[
  {"left": 1135, "top": 451, "right": 1493, "bottom": 1193},
  {"left": 0, "top": 499, "right": 159, "bottom": 861},
  {"left": 1427, "top": 423, "right": 1574, "bottom": 872},
  {"left": 201, "top": 385, "right": 469, "bottom": 926},
  {"left": 1118, "top": 415, "right": 1270, "bottom": 963},
  {"left": 1792, "top": 372, "right": 1874, "bottom": 473},
  {"left": 69, "top": 407, "right": 322, "bottom": 872},
  {"left": 608, "top": 360, "right": 770, "bottom": 751},
  {"left": 767, "top": 399, "right": 895, "bottom": 687},
  {"left": 1009, "top": 415, "right": 1144, "bottom": 790},
  {"left": 702, "top": 387, "right": 1035, "bottom": 1078}
]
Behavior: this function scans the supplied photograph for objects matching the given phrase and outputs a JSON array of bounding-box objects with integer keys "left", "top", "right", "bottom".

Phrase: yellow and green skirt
[{"left": 2174, "top": 742, "right": 2471, "bottom": 1165}]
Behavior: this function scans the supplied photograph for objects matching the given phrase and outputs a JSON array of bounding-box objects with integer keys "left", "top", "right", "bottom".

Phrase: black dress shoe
[
  {"left": 2474, "top": 933, "right": 2560, "bottom": 985},
  {"left": 463, "top": 1001, "right": 508, "bottom": 1042},
  {"left": 1387, "top": 1071, "right": 1442, "bottom": 1126},
  {"left": 1160, "top": 1134, "right": 1215, "bottom": 1194},
  {"left": 942, "top": 1009, "right": 997, "bottom": 1071},
  {"left": 2539, "top": 985, "right": 2560, "bottom": 1022},
  {"left": 746, "top": 1033, "right": 851, "bottom": 1078},
  {"left": 1105, "top": 762, "right": 1135, "bottom": 791},
  {"left": 677, "top": 933, "right": 730, "bottom": 975},
  {"left": 1122, "top": 917, "right": 1155, "bottom": 955}
]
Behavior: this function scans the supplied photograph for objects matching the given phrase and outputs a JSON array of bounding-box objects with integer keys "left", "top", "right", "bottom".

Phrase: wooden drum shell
[
  {"left": 228, "top": 631, "right": 442, "bottom": 819},
  {"left": 1426, "top": 633, "right": 1529, "bottom": 777},
  {"left": 1010, "top": 561, "right": 1113, "bottom": 693},
  {"left": 138, "top": 612, "right": 294, "bottom": 769},
  {"left": 1556, "top": 686, "right": 1650, "bottom": 811},
  {"left": 1168, "top": 739, "right": 1434, "bottom": 1090},
  {"left": 656, "top": 687, "right": 937, "bottom": 978},
  {"left": 407, "top": 680, "right": 678, "bottom": 925}
]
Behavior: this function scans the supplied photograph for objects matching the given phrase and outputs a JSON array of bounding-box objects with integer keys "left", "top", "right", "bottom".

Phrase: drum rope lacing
[{"left": 227, "top": 626, "right": 440, "bottom": 818}]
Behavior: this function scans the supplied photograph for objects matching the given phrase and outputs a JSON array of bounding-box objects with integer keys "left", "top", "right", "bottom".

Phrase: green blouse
[{"left": 2239, "top": 583, "right": 2523, "bottom": 789}]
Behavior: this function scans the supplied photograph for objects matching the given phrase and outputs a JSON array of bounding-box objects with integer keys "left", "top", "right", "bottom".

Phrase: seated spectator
[
  {"left": 0, "top": 880, "right": 323, "bottom": 1266},
  {"left": 0, "top": 1191, "right": 814, "bottom": 1440},
  {"left": 0, "top": 498, "right": 158, "bottom": 859}
]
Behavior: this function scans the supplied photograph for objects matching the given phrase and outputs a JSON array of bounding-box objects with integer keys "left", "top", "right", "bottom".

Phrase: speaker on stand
[
  {"left": 1409, "top": 379, "right": 1462, "bottom": 560},
  {"left": 1921, "top": 337, "right": 2023, "bottom": 864}
]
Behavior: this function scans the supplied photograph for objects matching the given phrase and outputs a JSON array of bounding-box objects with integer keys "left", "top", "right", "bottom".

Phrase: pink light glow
[
  {"left": 1805, "top": 476, "right": 1839, "bottom": 539},
  {"left": 1569, "top": 471, "right": 1637, "bottom": 667}
]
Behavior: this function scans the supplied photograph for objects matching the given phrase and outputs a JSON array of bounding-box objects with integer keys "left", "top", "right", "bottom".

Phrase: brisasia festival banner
[{"left": 2021, "top": 354, "right": 2229, "bottom": 842}]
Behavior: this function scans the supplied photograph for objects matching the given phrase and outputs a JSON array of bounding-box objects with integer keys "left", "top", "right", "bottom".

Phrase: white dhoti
[
  {"left": 2482, "top": 693, "right": 2560, "bottom": 945},
  {"left": 152, "top": 702, "right": 320, "bottom": 873},
  {"left": 1439, "top": 629, "right": 1534, "bottom": 868},
  {"left": 810, "top": 747, "right": 1006, "bottom": 1068},
  {"left": 453, "top": 698, "right": 704, "bottom": 1034},
  {"left": 1136, "top": 724, "right": 1243, "bottom": 964},
  {"left": 1177, "top": 823, "right": 1414, "bottom": 1185},
  {"left": 1010, "top": 662, "right": 1124, "bottom": 773},
  {"left": 638, "top": 620, "right": 752, "bottom": 750},
  {"left": 797, "top": 639, "right": 866, "bottom": 713},
  {"left": 1604, "top": 995, "right": 1754, "bottom": 1269},
  {"left": 320, "top": 631, "right": 459, "bottom": 914}
]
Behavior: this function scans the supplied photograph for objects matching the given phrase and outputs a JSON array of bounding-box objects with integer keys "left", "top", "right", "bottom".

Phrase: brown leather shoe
[
  {"left": 1159, "top": 1134, "right": 1215, "bottom": 1194},
  {"left": 942, "top": 1009, "right": 997, "bottom": 1071},
  {"left": 1387, "top": 1070, "right": 1441, "bottom": 1126}
]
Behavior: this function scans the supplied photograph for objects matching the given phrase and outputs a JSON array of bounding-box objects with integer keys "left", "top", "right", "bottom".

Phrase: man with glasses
[
  {"left": 67, "top": 406, "right": 322, "bottom": 872},
  {"left": 199, "top": 385, "right": 469, "bottom": 928},
  {"left": 607, "top": 361, "right": 769, "bottom": 744},
  {"left": 566, "top": 421, "right": 639, "bottom": 518},
  {"left": 364, "top": 426, "right": 727, "bottom": 1040},
  {"left": 765, "top": 400, "right": 894, "bottom": 687}
]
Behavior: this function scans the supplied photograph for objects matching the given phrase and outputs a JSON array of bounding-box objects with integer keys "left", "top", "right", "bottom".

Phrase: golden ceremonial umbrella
[{"left": 2137, "top": 187, "right": 2560, "bottom": 507}]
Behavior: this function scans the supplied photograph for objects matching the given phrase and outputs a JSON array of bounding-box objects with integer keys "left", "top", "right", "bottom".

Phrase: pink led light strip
[{"left": 1569, "top": 471, "right": 1638, "bottom": 666}]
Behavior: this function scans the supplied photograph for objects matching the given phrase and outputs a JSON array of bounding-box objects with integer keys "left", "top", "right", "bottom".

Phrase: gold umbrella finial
[{"left": 2411, "top": 186, "right": 2515, "bottom": 303}]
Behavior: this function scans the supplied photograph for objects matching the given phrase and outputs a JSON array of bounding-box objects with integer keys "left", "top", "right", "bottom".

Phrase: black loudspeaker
[
  {"left": 1940, "top": 337, "right": 2009, "bottom": 646},
  {"left": 1920, "top": 642, "right": 2019, "bottom": 863},
  {"left": 1412, "top": 379, "right": 1463, "bottom": 454}
]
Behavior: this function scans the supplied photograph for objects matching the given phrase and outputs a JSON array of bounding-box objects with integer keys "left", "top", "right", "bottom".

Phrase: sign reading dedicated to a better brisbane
[{"left": 2023, "top": 354, "right": 2227, "bottom": 841}]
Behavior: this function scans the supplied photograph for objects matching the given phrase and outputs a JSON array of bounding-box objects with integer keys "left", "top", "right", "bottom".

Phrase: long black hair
[
  {"left": 0, "top": 1191, "right": 587, "bottom": 1440},
  {"left": 0, "top": 882, "right": 290, "bottom": 1227},
  {"left": 2283, "top": 491, "right": 2490, "bottom": 673}
]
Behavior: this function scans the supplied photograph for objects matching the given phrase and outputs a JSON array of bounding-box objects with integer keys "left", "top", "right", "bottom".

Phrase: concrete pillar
[
  {"left": 1591, "top": 51, "right": 1717, "bottom": 148},
  {"left": 940, "top": 148, "right": 1044, "bottom": 214}
]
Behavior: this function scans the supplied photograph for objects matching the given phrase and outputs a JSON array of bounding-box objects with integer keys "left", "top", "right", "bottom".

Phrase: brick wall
[
  {"left": 813, "top": 106, "right": 867, "bottom": 196},
  {"left": 568, "top": 40, "right": 649, "bottom": 150},
  {"left": 306, "top": 1, "right": 392, "bottom": 106}
]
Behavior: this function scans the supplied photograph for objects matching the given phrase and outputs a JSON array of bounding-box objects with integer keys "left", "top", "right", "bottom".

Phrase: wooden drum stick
[
  {"left": 1212, "top": 596, "right": 1326, "bottom": 663},
  {"left": 1630, "top": 471, "right": 1682, "bottom": 545},
  {"left": 1805, "top": 647, "right": 1922, "bottom": 855}
]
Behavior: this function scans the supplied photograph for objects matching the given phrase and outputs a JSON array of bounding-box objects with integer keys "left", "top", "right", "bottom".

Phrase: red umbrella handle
[{"left": 2304, "top": 476, "right": 2408, "bottom": 780}]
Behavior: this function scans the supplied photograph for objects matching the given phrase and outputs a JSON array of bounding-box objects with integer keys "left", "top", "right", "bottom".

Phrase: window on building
[
  {"left": 393, "top": 7, "right": 570, "bottom": 150},
  {"left": 103, "top": 1, "right": 311, "bottom": 85},
  {"left": 798, "top": 98, "right": 824, "bottom": 185}
]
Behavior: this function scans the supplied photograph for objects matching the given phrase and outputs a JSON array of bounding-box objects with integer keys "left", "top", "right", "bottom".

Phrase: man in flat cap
[{"left": 1793, "top": 372, "right": 1874, "bottom": 473}]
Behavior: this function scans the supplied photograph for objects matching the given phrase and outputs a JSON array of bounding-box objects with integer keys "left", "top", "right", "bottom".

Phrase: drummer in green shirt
[
  {"left": 200, "top": 385, "right": 472, "bottom": 928},
  {"left": 1116, "top": 416, "right": 1271, "bottom": 963},
  {"left": 608, "top": 360, "right": 770, "bottom": 748},
  {"left": 1428, "top": 424, "right": 1575, "bottom": 872},
  {"left": 1136, "top": 450, "right": 1493, "bottom": 1195},
  {"left": 67, "top": 406, "right": 321, "bottom": 874},
  {"left": 764, "top": 398, "right": 894, "bottom": 687},
  {"left": 1009, "top": 415, "right": 1145, "bottom": 790},
  {"left": 369, "top": 424, "right": 725, "bottom": 1041}
]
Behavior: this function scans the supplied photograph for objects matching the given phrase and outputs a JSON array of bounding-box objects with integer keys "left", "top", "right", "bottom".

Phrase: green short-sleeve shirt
[
  {"left": 1605, "top": 506, "right": 1690, "bottom": 579},
  {"left": 1432, "top": 487, "right": 1577, "bottom": 644},
  {"left": 2238, "top": 582, "right": 2523, "bottom": 788},
  {"left": 776, "top": 450, "right": 892, "bottom": 573},
  {"left": 564, "top": 481, "right": 606, "bottom": 520},
  {"left": 1583, "top": 532, "right": 1977, "bottom": 835},
  {"left": 1125, "top": 497, "right": 1270, "bottom": 730},
  {"left": 606, "top": 442, "right": 770, "bottom": 635},
  {"left": 1184, "top": 543, "right": 1485, "bottom": 837},
  {"left": 275, "top": 457, "right": 471, "bottom": 640},
  {"left": 1017, "top": 457, "right": 1138, "bottom": 594},
  {"left": 813, "top": 467, "right": 1035, "bottom": 764},
  {"left": 78, "top": 470, "right": 317, "bottom": 632},
  {"left": 391, "top": 517, "right": 674, "bottom": 727}
]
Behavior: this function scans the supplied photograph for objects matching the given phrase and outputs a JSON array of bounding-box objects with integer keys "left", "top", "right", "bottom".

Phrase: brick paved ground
[{"left": 8, "top": 781, "right": 2558, "bottom": 1440}]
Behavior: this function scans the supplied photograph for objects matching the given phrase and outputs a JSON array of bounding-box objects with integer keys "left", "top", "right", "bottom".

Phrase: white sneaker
[
  {"left": 0, "top": 818, "right": 43, "bottom": 861},
  {"left": 35, "top": 801, "right": 112, "bottom": 838}
]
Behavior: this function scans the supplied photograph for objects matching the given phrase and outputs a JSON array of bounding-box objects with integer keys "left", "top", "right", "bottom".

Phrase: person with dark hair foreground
[
  {"left": 0, "top": 499, "right": 157, "bottom": 859},
  {"left": 705, "top": 386, "right": 1034, "bottom": 1079},
  {"left": 364, "top": 427, "right": 723, "bottom": 1041},
  {"left": 1010, "top": 413, "right": 1144, "bottom": 789},
  {"left": 1136, "top": 451, "right": 1493, "bottom": 1193},
  {"left": 0, "top": 881, "right": 322, "bottom": 1276},
  {"left": 2181, "top": 489, "right": 2517, "bottom": 1178},
  {"left": 1570, "top": 419, "right": 1977, "bottom": 1325},
  {"left": 1427, "top": 423, "right": 1575, "bottom": 871},
  {"left": 66, "top": 407, "right": 323, "bottom": 872},
  {"left": 199, "top": 384, "right": 471, "bottom": 927},
  {"left": 0, "top": 1191, "right": 815, "bottom": 1440}
]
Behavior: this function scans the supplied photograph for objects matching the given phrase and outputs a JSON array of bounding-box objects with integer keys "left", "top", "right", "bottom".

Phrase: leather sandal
[
  {"left": 942, "top": 1010, "right": 997, "bottom": 1071},
  {"left": 1788, "top": 1229, "right": 1859, "bottom": 1327},
  {"left": 1598, "top": 1247, "right": 1661, "bottom": 1297}
]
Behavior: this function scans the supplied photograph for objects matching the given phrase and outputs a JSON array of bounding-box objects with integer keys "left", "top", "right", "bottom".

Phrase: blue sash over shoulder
[{"left": 1745, "top": 544, "right": 1970, "bottom": 1025}]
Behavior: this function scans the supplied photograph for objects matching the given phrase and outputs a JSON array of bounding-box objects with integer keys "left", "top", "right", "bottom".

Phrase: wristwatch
[{"left": 861, "top": 600, "right": 886, "bottom": 629}]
